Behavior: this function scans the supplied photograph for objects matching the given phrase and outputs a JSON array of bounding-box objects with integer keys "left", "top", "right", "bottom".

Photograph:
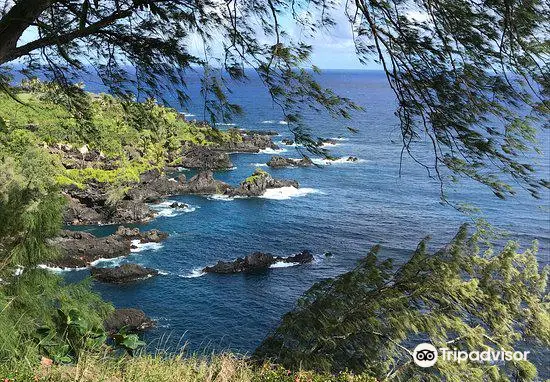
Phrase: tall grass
[{"left": 3, "top": 349, "right": 375, "bottom": 382}]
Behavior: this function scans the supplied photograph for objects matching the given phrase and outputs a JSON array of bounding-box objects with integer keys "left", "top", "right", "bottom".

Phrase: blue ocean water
[{"left": 61, "top": 71, "right": 548, "bottom": 358}]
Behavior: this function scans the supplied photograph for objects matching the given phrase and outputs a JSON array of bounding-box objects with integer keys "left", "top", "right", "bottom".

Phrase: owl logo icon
[{"left": 413, "top": 343, "right": 438, "bottom": 367}]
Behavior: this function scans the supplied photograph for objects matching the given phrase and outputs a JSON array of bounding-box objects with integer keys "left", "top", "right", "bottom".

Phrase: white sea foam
[
  {"left": 150, "top": 200, "right": 197, "bottom": 217},
  {"left": 182, "top": 112, "right": 195, "bottom": 117},
  {"left": 261, "top": 120, "right": 288, "bottom": 125},
  {"left": 90, "top": 256, "right": 126, "bottom": 267},
  {"left": 259, "top": 187, "right": 322, "bottom": 200},
  {"left": 209, "top": 187, "right": 321, "bottom": 201},
  {"left": 311, "top": 157, "right": 366, "bottom": 165},
  {"left": 320, "top": 142, "right": 341, "bottom": 147},
  {"left": 37, "top": 264, "right": 88, "bottom": 272},
  {"left": 251, "top": 162, "right": 268, "bottom": 167},
  {"left": 130, "top": 240, "right": 164, "bottom": 253},
  {"left": 270, "top": 261, "right": 300, "bottom": 268},
  {"left": 277, "top": 141, "right": 302, "bottom": 147},
  {"left": 157, "top": 270, "right": 169, "bottom": 276},
  {"left": 207, "top": 194, "right": 235, "bottom": 201},
  {"left": 258, "top": 147, "right": 287, "bottom": 154},
  {"left": 215, "top": 122, "right": 237, "bottom": 126},
  {"left": 179, "top": 268, "right": 206, "bottom": 278}
]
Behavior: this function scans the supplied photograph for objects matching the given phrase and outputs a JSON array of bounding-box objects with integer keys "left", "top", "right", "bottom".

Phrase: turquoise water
[{"left": 60, "top": 71, "right": 548, "bottom": 360}]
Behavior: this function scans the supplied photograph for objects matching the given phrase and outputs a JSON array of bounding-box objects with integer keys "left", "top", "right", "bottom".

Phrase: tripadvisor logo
[
  {"left": 412, "top": 343, "right": 530, "bottom": 368},
  {"left": 413, "top": 343, "right": 438, "bottom": 367}
]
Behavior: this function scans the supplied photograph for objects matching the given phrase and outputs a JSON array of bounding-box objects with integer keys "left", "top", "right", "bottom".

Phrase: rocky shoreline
[
  {"left": 59, "top": 128, "right": 307, "bottom": 226},
  {"left": 45, "top": 227, "right": 168, "bottom": 269}
]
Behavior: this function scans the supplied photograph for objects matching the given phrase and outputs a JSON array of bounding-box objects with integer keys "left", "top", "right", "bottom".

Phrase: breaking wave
[
  {"left": 131, "top": 239, "right": 165, "bottom": 253},
  {"left": 259, "top": 187, "right": 323, "bottom": 200},
  {"left": 150, "top": 200, "right": 197, "bottom": 217},
  {"left": 179, "top": 268, "right": 206, "bottom": 278},
  {"left": 270, "top": 261, "right": 300, "bottom": 268},
  {"left": 311, "top": 157, "right": 366, "bottom": 165},
  {"left": 258, "top": 147, "right": 287, "bottom": 154}
]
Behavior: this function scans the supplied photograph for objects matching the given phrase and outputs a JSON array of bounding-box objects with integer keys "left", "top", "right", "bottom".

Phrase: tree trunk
[{"left": 0, "top": 0, "right": 53, "bottom": 64}]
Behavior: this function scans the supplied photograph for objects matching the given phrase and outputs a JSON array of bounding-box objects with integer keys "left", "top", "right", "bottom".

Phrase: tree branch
[{"left": 0, "top": 8, "right": 132, "bottom": 64}]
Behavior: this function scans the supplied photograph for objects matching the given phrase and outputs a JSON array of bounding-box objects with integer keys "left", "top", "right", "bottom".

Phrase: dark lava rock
[
  {"left": 48, "top": 231, "right": 131, "bottom": 268},
  {"left": 214, "top": 132, "right": 279, "bottom": 153},
  {"left": 203, "top": 250, "right": 314, "bottom": 274},
  {"left": 346, "top": 156, "right": 358, "bottom": 162},
  {"left": 64, "top": 195, "right": 104, "bottom": 225},
  {"left": 186, "top": 171, "right": 232, "bottom": 194},
  {"left": 63, "top": 168, "right": 187, "bottom": 226},
  {"left": 226, "top": 169, "right": 299, "bottom": 197},
  {"left": 266, "top": 155, "right": 313, "bottom": 168},
  {"left": 91, "top": 264, "right": 158, "bottom": 283},
  {"left": 126, "top": 169, "right": 187, "bottom": 202},
  {"left": 109, "top": 200, "right": 157, "bottom": 224},
  {"left": 170, "top": 202, "right": 189, "bottom": 209},
  {"left": 317, "top": 138, "right": 338, "bottom": 147},
  {"left": 104, "top": 308, "right": 155, "bottom": 333},
  {"left": 47, "top": 228, "right": 168, "bottom": 268},
  {"left": 114, "top": 226, "right": 168, "bottom": 243},
  {"left": 281, "top": 138, "right": 294, "bottom": 146},
  {"left": 180, "top": 146, "right": 233, "bottom": 170},
  {"left": 284, "top": 250, "right": 314, "bottom": 264}
]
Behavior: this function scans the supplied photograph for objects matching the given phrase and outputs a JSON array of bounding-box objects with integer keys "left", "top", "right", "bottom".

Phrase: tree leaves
[{"left": 254, "top": 225, "right": 550, "bottom": 380}]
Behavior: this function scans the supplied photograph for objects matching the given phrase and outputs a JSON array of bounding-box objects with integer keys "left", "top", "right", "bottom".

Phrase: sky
[{"left": 15, "top": 2, "right": 381, "bottom": 70}]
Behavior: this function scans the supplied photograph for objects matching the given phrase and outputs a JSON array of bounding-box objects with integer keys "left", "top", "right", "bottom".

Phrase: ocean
[{"left": 58, "top": 70, "right": 548, "bottom": 360}]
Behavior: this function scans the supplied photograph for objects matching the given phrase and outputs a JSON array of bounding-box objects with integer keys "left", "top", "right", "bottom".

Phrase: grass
[{"left": 13, "top": 352, "right": 376, "bottom": 382}]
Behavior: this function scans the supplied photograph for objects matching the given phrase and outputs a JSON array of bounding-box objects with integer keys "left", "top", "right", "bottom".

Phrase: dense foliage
[
  {"left": 0, "top": 135, "right": 112, "bottom": 371},
  {"left": 0, "top": 80, "right": 242, "bottom": 373},
  {"left": 254, "top": 225, "right": 550, "bottom": 381},
  {"left": 0, "top": 0, "right": 547, "bottom": 199},
  {"left": 1, "top": 79, "right": 238, "bottom": 188}
]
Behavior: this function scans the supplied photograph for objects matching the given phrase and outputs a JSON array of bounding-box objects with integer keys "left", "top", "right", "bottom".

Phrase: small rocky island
[
  {"left": 204, "top": 250, "right": 314, "bottom": 274},
  {"left": 225, "top": 168, "right": 299, "bottom": 198},
  {"left": 91, "top": 264, "right": 159, "bottom": 283},
  {"left": 267, "top": 155, "right": 313, "bottom": 168}
]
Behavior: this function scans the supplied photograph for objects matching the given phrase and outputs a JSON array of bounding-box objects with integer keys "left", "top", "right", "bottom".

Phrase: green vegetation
[
  {"left": 0, "top": 140, "right": 113, "bottom": 373},
  {"left": 254, "top": 224, "right": 550, "bottom": 381},
  {"left": 0, "top": 79, "right": 238, "bottom": 189},
  {"left": 0, "top": 80, "right": 248, "bottom": 379},
  {"left": 3, "top": 352, "right": 375, "bottom": 382},
  {"left": 245, "top": 168, "right": 269, "bottom": 184}
]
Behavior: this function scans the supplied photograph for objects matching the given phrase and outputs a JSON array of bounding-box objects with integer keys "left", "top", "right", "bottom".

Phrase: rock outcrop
[
  {"left": 63, "top": 169, "right": 187, "bottom": 226},
  {"left": 214, "top": 132, "right": 279, "bottom": 153},
  {"left": 47, "top": 227, "right": 168, "bottom": 268},
  {"left": 266, "top": 155, "right": 313, "bottom": 168},
  {"left": 185, "top": 171, "right": 232, "bottom": 194},
  {"left": 114, "top": 226, "right": 168, "bottom": 243},
  {"left": 180, "top": 146, "right": 233, "bottom": 170},
  {"left": 203, "top": 250, "right": 314, "bottom": 274},
  {"left": 91, "top": 264, "right": 158, "bottom": 283},
  {"left": 104, "top": 308, "right": 155, "bottom": 333},
  {"left": 226, "top": 169, "right": 299, "bottom": 197}
]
